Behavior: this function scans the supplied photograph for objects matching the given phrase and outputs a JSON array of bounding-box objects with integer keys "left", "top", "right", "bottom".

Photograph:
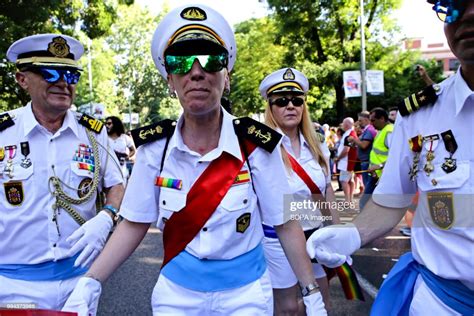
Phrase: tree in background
[
  {"left": 105, "top": 3, "right": 181, "bottom": 125},
  {"left": 0, "top": 0, "right": 124, "bottom": 111},
  {"left": 0, "top": 1, "right": 451, "bottom": 125},
  {"left": 264, "top": 0, "right": 407, "bottom": 123},
  {"left": 74, "top": 36, "right": 118, "bottom": 112},
  {"left": 231, "top": 17, "right": 287, "bottom": 116}
]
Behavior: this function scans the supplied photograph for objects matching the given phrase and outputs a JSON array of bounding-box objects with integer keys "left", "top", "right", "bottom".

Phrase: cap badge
[
  {"left": 283, "top": 68, "right": 295, "bottom": 80},
  {"left": 48, "top": 36, "right": 70, "bottom": 58},
  {"left": 181, "top": 7, "right": 207, "bottom": 21}
]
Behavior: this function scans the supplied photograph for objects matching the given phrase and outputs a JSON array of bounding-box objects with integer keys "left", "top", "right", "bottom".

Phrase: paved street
[{"left": 98, "top": 185, "right": 411, "bottom": 315}]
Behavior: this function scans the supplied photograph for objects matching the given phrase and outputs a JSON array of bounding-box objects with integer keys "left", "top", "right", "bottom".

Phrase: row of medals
[
  {"left": 0, "top": 142, "right": 32, "bottom": 179},
  {"left": 409, "top": 133, "right": 457, "bottom": 182}
]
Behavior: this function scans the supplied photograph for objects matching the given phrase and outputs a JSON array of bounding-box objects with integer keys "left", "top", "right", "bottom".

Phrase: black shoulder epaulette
[
  {"left": 78, "top": 113, "right": 104, "bottom": 133},
  {"left": 398, "top": 84, "right": 440, "bottom": 117},
  {"left": 0, "top": 113, "right": 15, "bottom": 131},
  {"left": 233, "top": 117, "right": 282, "bottom": 153},
  {"left": 131, "top": 119, "right": 177, "bottom": 148}
]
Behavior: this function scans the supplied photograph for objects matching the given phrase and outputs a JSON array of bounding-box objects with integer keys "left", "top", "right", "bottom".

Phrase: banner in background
[{"left": 343, "top": 70, "right": 384, "bottom": 98}]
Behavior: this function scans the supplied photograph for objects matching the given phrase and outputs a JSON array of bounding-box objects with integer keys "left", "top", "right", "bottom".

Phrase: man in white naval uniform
[
  {"left": 307, "top": 1, "right": 474, "bottom": 315},
  {"left": 0, "top": 34, "right": 124, "bottom": 310}
]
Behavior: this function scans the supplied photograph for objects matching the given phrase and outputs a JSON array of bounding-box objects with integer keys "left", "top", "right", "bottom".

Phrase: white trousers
[
  {"left": 409, "top": 275, "right": 460, "bottom": 315},
  {"left": 0, "top": 275, "right": 81, "bottom": 310},
  {"left": 263, "top": 236, "right": 326, "bottom": 289},
  {"left": 151, "top": 269, "right": 273, "bottom": 315}
]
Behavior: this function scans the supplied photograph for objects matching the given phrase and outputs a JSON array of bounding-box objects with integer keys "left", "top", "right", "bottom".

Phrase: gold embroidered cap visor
[
  {"left": 7, "top": 34, "right": 84, "bottom": 70},
  {"left": 165, "top": 26, "right": 228, "bottom": 57},
  {"left": 151, "top": 4, "right": 236, "bottom": 78},
  {"left": 267, "top": 82, "right": 305, "bottom": 96},
  {"left": 259, "top": 67, "right": 310, "bottom": 100}
]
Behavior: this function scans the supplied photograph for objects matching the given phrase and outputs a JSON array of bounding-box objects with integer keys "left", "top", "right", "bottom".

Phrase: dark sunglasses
[
  {"left": 431, "top": 0, "right": 465, "bottom": 24},
  {"left": 27, "top": 67, "right": 81, "bottom": 85},
  {"left": 106, "top": 121, "right": 113, "bottom": 126},
  {"left": 270, "top": 97, "right": 305, "bottom": 107},
  {"left": 165, "top": 53, "right": 228, "bottom": 75}
]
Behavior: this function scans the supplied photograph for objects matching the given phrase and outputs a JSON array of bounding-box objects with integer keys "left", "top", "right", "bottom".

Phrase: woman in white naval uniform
[
  {"left": 63, "top": 4, "right": 327, "bottom": 316},
  {"left": 260, "top": 68, "right": 339, "bottom": 315}
]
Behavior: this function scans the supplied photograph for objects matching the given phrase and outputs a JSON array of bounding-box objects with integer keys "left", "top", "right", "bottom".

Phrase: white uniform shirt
[
  {"left": 109, "top": 134, "right": 134, "bottom": 156},
  {"left": 120, "top": 109, "right": 290, "bottom": 260},
  {"left": 281, "top": 131, "right": 331, "bottom": 230},
  {"left": 373, "top": 69, "right": 474, "bottom": 289},
  {"left": 0, "top": 103, "right": 123, "bottom": 265},
  {"left": 337, "top": 129, "right": 351, "bottom": 171}
]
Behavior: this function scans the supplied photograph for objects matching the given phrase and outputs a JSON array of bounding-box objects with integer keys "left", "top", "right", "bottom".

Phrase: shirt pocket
[
  {"left": 307, "top": 163, "right": 327, "bottom": 194},
  {"left": 417, "top": 160, "right": 469, "bottom": 191},
  {"left": 221, "top": 183, "right": 251, "bottom": 212},
  {"left": 7, "top": 161, "right": 34, "bottom": 181},
  {"left": 159, "top": 187, "right": 187, "bottom": 212},
  {"left": 70, "top": 161, "right": 95, "bottom": 178}
]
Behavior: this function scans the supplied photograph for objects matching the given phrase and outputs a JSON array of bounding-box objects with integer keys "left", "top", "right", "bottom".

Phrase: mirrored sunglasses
[
  {"left": 28, "top": 67, "right": 81, "bottom": 85},
  {"left": 431, "top": 0, "right": 465, "bottom": 24},
  {"left": 270, "top": 97, "right": 305, "bottom": 107},
  {"left": 165, "top": 53, "right": 228, "bottom": 75}
]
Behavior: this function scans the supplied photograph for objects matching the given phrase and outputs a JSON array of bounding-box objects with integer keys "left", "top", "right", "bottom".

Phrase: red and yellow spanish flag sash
[
  {"left": 287, "top": 152, "right": 365, "bottom": 301},
  {"left": 162, "top": 139, "right": 257, "bottom": 267}
]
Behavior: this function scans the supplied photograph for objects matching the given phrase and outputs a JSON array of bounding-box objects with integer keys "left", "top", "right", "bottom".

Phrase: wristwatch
[
  {"left": 301, "top": 282, "right": 319, "bottom": 297},
  {"left": 102, "top": 204, "right": 119, "bottom": 225}
]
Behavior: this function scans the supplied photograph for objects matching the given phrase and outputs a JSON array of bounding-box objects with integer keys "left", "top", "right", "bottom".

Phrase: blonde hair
[{"left": 264, "top": 99, "right": 329, "bottom": 175}]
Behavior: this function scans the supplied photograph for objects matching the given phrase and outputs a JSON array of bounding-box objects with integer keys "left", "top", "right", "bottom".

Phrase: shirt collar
[
  {"left": 22, "top": 102, "right": 38, "bottom": 136},
  {"left": 167, "top": 107, "right": 243, "bottom": 162},
  {"left": 280, "top": 128, "right": 306, "bottom": 157},
  {"left": 22, "top": 102, "right": 79, "bottom": 137},
  {"left": 453, "top": 68, "right": 474, "bottom": 117}
]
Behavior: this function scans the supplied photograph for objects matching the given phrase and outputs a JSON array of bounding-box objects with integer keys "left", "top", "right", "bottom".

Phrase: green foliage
[
  {"left": 0, "top": 0, "right": 452, "bottom": 126},
  {"left": 105, "top": 3, "right": 180, "bottom": 126},
  {"left": 264, "top": 0, "right": 416, "bottom": 123},
  {"left": 75, "top": 36, "right": 118, "bottom": 111},
  {"left": 230, "top": 17, "right": 287, "bottom": 116},
  {"left": 0, "top": 0, "right": 123, "bottom": 110}
]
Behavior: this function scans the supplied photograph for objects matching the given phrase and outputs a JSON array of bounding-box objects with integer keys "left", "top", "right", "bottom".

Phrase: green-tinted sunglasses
[{"left": 165, "top": 53, "right": 228, "bottom": 75}]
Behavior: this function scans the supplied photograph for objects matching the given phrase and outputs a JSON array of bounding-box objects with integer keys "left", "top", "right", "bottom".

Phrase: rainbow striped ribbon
[
  {"left": 155, "top": 176, "right": 183, "bottom": 190},
  {"left": 325, "top": 263, "right": 365, "bottom": 301},
  {"left": 77, "top": 162, "right": 94, "bottom": 172}
]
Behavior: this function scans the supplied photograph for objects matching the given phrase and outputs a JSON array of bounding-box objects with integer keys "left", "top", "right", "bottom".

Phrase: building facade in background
[{"left": 404, "top": 37, "right": 459, "bottom": 76}]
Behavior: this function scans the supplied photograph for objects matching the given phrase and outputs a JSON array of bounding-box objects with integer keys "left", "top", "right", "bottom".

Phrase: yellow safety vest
[{"left": 369, "top": 123, "right": 394, "bottom": 177}]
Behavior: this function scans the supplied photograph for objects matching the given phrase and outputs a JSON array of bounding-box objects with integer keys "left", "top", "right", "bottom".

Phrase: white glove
[
  {"left": 303, "top": 292, "right": 327, "bottom": 316},
  {"left": 62, "top": 277, "right": 102, "bottom": 316},
  {"left": 306, "top": 223, "right": 361, "bottom": 268},
  {"left": 67, "top": 211, "right": 113, "bottom": 267}
]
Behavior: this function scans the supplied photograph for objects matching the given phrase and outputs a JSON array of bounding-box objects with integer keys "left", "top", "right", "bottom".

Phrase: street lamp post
[
  {"left": 88, "top": 38, "right": 93, "bottom": 115},
  {"left": 360, "top": 0, "right": 367, "bottom": 112}
]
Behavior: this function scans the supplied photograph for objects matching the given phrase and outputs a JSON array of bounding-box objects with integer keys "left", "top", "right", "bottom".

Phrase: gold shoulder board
[
  {"left": 233, "top": 117, "right": 282, "bottom": 153},
  {"left": 78, "top": 113, "right": 104, "bottom": 133},
  {"left": 131, "top": 119, "right": 177, "bottom": 148},
  {"left": 0, "top": 113, "right": 15, "bottom": 131},
  {"left": 398, "top": 84, "right": 440, "bottom": 117}
]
